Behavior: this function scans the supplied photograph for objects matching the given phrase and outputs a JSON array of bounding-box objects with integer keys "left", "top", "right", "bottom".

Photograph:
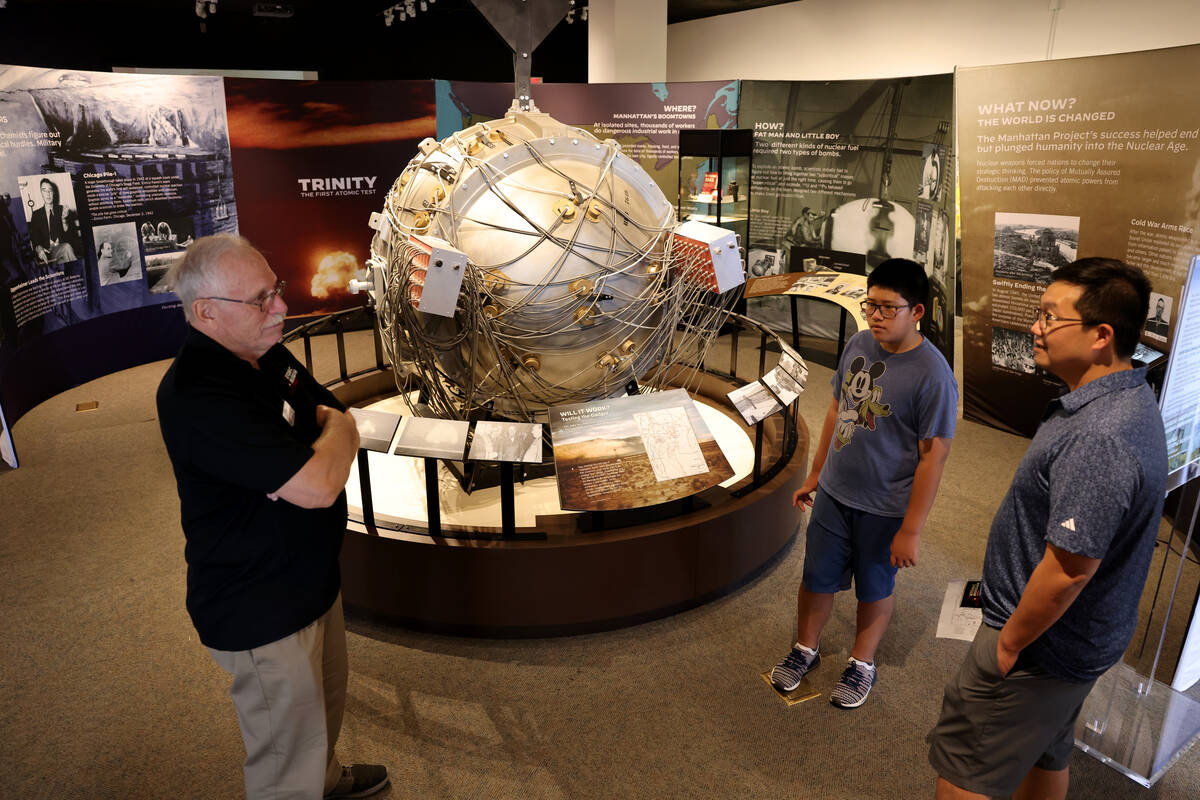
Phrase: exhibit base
[
  {"left": 1076, "top": 663, "right": 1200, "bottom": 787},
  {"left": 335, "top": 372, "right": 808, "bottom": 636}
]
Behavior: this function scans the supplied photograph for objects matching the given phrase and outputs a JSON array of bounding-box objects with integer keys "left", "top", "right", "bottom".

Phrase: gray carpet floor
[{"left": 2, "top": 328, "right": 1199, "bottom": 799}]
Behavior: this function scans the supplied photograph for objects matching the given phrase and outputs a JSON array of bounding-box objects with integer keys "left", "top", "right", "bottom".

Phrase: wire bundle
[{"left": 367, "top": 109, "right": 742, "bottom": 421}]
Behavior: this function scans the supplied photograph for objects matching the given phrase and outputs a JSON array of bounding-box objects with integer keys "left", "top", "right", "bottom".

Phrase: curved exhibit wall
[
  {"left": 12, "top": 42, "right": 1195, "bottom": 454},
  {"left": 957, "top": 43, "right": 1200, "bottom": 435},
  {"left": 435, "top": 79, "right": 739, "bottom": 208},
  {"left": 0, "top": 66, "right": 236, "bottom": 453},
  {"left": 736, "top": 75, "right": 956, "bottom": 365},
  {"left": 225, "top": 77, "right": 438, "bottom": 319}
]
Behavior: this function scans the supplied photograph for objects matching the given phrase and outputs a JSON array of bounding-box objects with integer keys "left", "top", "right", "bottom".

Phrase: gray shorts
[{"left": 927, "top": 624, "right": 1096, "bottom": 797}]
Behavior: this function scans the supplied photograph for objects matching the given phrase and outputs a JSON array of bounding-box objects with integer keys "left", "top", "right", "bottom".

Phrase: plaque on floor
[{"left": 761, "top": 671, "right": 821, "bottom": 706}]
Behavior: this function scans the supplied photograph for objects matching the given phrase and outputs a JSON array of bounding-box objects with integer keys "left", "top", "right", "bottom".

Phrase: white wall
[
  {"left": 667, "top": 0, "right": 1200, "bottom": 81},
  {"left": 589, "top": 0, "right": 668, "bottom": 83}
]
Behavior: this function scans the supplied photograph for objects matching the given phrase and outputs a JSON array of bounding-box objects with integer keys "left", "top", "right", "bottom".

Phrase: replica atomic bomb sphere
[{"left": 365, "top": 106, "right": 745, "bottom": 421}]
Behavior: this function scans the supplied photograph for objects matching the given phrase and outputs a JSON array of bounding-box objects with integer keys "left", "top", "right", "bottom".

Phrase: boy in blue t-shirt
[{"left": 770, "top": 258, "right": 957, "bottom": 708}]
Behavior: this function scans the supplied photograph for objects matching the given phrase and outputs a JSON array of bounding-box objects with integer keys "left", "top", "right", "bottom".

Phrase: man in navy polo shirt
[
  {"left": 928, "top": 257, "right": 1168, "bottom": 800},
  {"left": 157, "top": 235, "right": 388, "bottom": 799}
]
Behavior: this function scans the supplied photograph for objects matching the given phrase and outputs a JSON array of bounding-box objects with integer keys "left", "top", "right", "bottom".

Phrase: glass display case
[{"left": 677, "top": 128, "right": 753, "bottom": 245}]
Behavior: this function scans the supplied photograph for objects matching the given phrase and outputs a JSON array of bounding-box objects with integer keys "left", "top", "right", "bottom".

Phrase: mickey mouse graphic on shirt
[{"left": 834, "top": 356, "right": 891, "bottom": 450}]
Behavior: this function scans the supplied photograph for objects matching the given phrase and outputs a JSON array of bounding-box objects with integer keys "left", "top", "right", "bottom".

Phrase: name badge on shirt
[
  {"left": 282, "top": 399, "right": 296, "bottom": 426},
  {"left": 284, "top": 366, "right": 299, "bottom": 390}
]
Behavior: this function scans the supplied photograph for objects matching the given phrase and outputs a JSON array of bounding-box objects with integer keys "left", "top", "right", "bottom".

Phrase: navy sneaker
[
  {"left": 770, "top": 643, "right": 821, "bottom": 692},
  {"left": 829, "top": 657, "right": 876, "bottom": 709}
]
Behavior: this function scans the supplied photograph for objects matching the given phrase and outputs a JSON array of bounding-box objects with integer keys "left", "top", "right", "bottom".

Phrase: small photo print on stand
[
  {"left": 778, "top": 344, "right": 809, "bottom": 386},
  {"left": 348, "top": 408, "right": 401, "bottom": 453},
  {"left": 727, "top": 381, "right": 783, "bottom": 425},
  {"left": 393, "top": 417, "right": 470, "bottom": 460},
  {"left": 469, "top": 421, "right": 544, "bottom": 463},
  {"left": 762, "top": 367, "right": 804, "bottom": 406}
]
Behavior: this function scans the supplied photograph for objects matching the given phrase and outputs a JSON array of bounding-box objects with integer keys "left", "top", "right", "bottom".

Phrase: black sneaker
[
  {"left": 829, "top": 657, "right": 876, "bottom": 709},
  {"left": 325, "top": 764, "right": 390, "bottom": 799},
  {"left": 770, "top": 643, "right": 821, "bottom": 692}
]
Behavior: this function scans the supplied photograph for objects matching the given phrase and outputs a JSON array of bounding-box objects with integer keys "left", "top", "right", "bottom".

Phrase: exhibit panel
[
  {"left": 434, "top": 79, "right": 739, "bottom": 210},
  {"left": 736, "top": 76, "right": 955, "bottom": 364},
  {"left": 1159, "top": 256, "right": 1200, "bottom": 692},
  {"left": 224, "top": 77, "right": 437, "bottom": 318},
  {"left": 0, "top": 64, "right": 236, "bottom": 427},
  {"left": 957, "top": 43, "right": 1200, "bottom": 436}
]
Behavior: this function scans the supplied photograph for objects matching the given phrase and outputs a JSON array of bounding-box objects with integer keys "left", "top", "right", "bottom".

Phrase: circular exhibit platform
[{"left": 334, "top": 372, "right": 809, "bottom": 636}]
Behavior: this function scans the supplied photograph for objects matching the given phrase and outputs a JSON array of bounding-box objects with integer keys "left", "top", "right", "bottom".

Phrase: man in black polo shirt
[{"left": 157, "top": 234, "right": 388, "bottom": 800}]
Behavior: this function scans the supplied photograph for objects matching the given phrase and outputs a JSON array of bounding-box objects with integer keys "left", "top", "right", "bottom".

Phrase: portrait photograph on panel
[
  {"left": 18, "top": 172, "right": 82, "bottom": 266},
  {"left": 93, "top": 222, "right": 143, "bottom": 286}
]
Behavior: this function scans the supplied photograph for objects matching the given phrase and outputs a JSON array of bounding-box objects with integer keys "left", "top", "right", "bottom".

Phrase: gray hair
[{"left": 168, "top": 234, "right": 258, "bottom": 323}]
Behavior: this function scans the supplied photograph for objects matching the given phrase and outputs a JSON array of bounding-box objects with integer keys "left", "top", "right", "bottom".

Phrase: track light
[
  {"left": 195, "top": 0, "right": 207, "bottom": 18},
  {"left": 384, "top": 7, "right": 393, "bottom": 25},
  {"left": 419, "top": 0, "right": 426, "bottom": 10}
]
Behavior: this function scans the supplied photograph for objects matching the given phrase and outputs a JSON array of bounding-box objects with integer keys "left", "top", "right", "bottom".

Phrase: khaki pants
[{"left": 209, "top": 594, "right": 347, "bottom": 799}]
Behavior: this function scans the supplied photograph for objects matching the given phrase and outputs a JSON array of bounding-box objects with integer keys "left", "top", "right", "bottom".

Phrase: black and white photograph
[
  {"left": 762, "top": 366, "right": 803, "bottom": 406},
  {"left": 913, "top": 200, "right": 933, "bottom": 264},
  {"left": 18, "top": 172, "right": 82, "bottom": 266},
  {"left": 393, "top": 416, "right": 470, "bottom": 460},
  {"left": 93, "top": 222, "right": 143, "bottom": 286},
  {"left": 348, "top": 407, "right": 402, "bottom": 453},
  {"left": 747, "top": 247, "right": 783, "bottom": 278},
  {"left": 992, "top": 211, "right": 1079, "bottom": 285},
  {"left": 930, "top": 208, "right": 949, "bottom": 287},
  {"left": 1145, "top": 292, "right": 1172, "bottom": 340},
  {"left": 1132, "top": 340, "right": 1165, "bottom": 366},
  {"left": 468, "top": 421, "right": 544, "bottom": 464},
  {"left": 727, "top": 381, "right": 783, "bottom": 425},
  {"left": 990, "top": 326, "right": 1036, "bottom": 375},
  {"left": 919, "top": 143, "right": 945, "bottom": 201},
  {"left": 145, "top": 251, "right": 185, "bottom": 294},
  {"left": 141, "top": 215, "right": 196, "bottom": 255},
  {"left": 778, "top": 345, "right": 809, "bottom": 386},
  {"left": 786, "top": 272, "right": 838, "bottom": 293}
]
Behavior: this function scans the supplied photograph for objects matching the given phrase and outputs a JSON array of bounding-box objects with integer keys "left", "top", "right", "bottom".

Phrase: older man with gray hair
[{"left": 156, "top": 234, "right": 388, "bottom": 799}]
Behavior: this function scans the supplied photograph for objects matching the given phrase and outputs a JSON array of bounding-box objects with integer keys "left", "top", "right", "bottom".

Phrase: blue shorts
[{"left": 802, "top": 486, "right": 902, "bottom": 602}]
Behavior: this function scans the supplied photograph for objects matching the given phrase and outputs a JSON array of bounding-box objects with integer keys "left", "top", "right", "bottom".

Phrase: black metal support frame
[{"left": 285, "top": 308, "right": 802, "bottom": 539}]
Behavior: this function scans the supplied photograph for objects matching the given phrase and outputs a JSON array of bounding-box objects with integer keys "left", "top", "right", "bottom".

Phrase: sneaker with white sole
[
  {"left": 325, "top": 764, "right": 389, "bottom": 799},
  {"left": 829, "top": 657, "right": 876, "bottom": 709},
  {"left": 770, "top": 643, "right": 821, "bottom": 692}
]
